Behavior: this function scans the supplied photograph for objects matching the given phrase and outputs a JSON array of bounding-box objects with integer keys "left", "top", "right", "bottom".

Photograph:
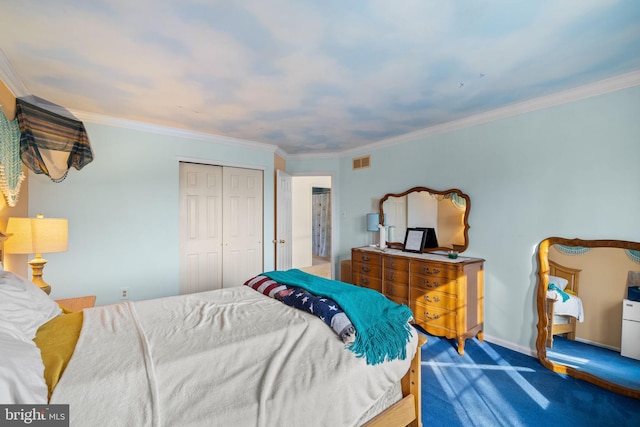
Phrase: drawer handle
[
  {"left": 362, "top": 256, "right": 371, "bottom": 262},
  {"left": 423, "top": 295, "right": 440, "bottom": 303},
  {"left": 423, "top": 311, "right": 440, "bottom": 320},
  {"left": 390, "top": 273, "right": 396, "bottom": 280},
  {"left": 423, "top": 268, "right": 441, "bottom": 275},
  {"left": 390, "top": 261, "right": 396, "bottom": 268},
  {"left": 362, "top": 278, "right": 370, "bottom": 285},
  {"left": 423, "top": 280, "right": 441, "bottom": 289},
  {"left": 362, "top": 267, "right": 371, "bottom": 273}
]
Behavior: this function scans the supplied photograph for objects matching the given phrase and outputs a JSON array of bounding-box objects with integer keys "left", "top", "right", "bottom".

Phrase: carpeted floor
[
  {"left": 420, "top": 332, "right": 640, "bottom": 427},
  {"left": 547, "top": 336, "right": 640, "bottom": 391}
]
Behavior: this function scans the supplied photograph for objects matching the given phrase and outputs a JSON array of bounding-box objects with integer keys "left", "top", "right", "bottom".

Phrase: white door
[
  {"left": 276, "top": 169, "right": 292, "bottom": 270},
  {"left": 222, "top": 166, "right": 264, "bottom": 286},
  {"left": 179, "top": 162, "right": 223, "bottom": 294}
]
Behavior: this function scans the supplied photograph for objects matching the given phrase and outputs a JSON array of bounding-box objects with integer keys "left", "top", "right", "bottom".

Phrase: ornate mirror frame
[
  {"left": 536, "top": 237, "right": 640, "bottom": 399},
  {"left": 378, "top": 186, "right": 470, "bottom": 253}
]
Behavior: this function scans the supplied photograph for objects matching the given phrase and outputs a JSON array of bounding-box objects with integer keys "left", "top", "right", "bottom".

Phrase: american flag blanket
[
  {"left": 261, "top": 269, "right": 414, "bottom": 365},
  {"left": 244, "top": 275, "right": 356, "bottom": 344}
]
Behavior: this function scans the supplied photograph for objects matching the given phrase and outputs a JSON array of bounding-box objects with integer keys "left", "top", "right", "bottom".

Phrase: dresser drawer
[
  {"left": 388, "top": 295, "right": 409, "bottom": 307},
  {"left": 412, "top": 301, "right": 456, "bottom": 330},
  {"left": 410, "top": 261, "right": 458, "bottom": 279},
  {"left": 410, "top": 274, "right": 457, "bottom": 293},
  {"left": 385, "top": 268, "right": 409, "bottom": 284},
  {"left": 384, "top": 256, "right": 409, "bottom": 271},
  {"left": 411, "top": 288, "right": 457, "bottom": 311},
  {"left": 352, "top": 251, "right": 382, "bottom": 266},
  {"left": 352, "top": 273, "right": 382, "bottom": 292},
  {"left": 353, "top": 262, "right": 382, "bottom": 277},
  {"left": 386, "top": 281, "right": 409, "bottom": 300}
]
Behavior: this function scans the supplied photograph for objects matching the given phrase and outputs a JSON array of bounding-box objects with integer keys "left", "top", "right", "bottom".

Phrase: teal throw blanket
[
  {"left": 549, "top": 283, "right": 570, "bottom": 302},
  {"left": 263, "top": 269, "right": 414, "bottom": 365}
]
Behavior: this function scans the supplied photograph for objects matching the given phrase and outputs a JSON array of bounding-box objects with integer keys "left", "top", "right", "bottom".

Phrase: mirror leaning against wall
[{"left": 536, "top": 237, "right": 640, "bottom": 400}]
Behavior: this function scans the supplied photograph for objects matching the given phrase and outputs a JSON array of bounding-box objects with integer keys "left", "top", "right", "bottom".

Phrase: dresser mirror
[
  {"left": 536, "top": 237, "right": 640, "bottom": 399},
  {"left": 379, "top": 186, "right": 470, "bottom": 252}
]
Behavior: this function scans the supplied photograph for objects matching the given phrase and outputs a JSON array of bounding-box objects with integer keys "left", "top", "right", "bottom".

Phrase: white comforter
[
  {"left": 51, "top": 287, "right": 416, "bottom": 427},
  {"left": 547, "top": 289, "right": 584, "bottom": 322}
]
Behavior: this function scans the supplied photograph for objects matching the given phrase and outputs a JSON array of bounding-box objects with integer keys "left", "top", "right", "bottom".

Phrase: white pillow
[
  {"left": 0, "top": 319, "right": 48, "bottom": 404},
  {"left": 549, "top": 275, "right": 569, "bottom": 291},
  {"left": 0, "top": 271, "right": 62, "bottom": 339}
]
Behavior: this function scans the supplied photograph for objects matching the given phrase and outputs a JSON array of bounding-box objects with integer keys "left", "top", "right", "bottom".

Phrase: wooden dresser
[{"left": 352, "top": 246, "right": 484, "bottom": 355}]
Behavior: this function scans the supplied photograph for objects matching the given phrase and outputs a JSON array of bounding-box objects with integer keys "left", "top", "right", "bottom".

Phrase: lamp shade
[
  {"left": 366, "top": 213, "right": 380, "bottom": 232},
  {"left": 5, "top": 214, "right": 68, "bottom": 255}
]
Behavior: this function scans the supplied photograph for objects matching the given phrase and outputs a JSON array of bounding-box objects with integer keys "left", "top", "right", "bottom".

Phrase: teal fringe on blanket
[
  {"left": 262, "top": 269, "right": 414, "bottom": 365},
  {"left": 548, "top": 283, "right": 570, "bottom": 302}
]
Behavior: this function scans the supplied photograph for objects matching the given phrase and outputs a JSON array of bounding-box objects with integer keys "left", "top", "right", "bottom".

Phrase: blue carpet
[
  {"left": 548, "top": 336, "right": 640, "bottom": 391},
  {"left": 420, "top": 332, "right": 640, "bottom": 427}
]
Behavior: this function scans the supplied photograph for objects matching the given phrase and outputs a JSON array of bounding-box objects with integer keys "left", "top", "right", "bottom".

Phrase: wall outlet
[{"left": 119, "top": 287, "right": 130, "bottom": 300}]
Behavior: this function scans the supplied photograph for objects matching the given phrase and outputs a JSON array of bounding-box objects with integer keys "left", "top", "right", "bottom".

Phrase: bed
[
  {"left": 0, "top": 268, "right": 425, "bottom": 427},
  {"left": 546, "top": 260, "right": 583, "bottom": 348}
]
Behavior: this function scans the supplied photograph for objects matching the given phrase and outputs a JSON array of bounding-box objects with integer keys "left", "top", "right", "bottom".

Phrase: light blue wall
[
  {"left": 290, "top": 86, "right": 640, "bottom": 353},
  {"left": 29, "top": 125, "right": 276, "bottom": 305},
  {"left": 28, "top": 86, "right": 640, "bottom": 354}
]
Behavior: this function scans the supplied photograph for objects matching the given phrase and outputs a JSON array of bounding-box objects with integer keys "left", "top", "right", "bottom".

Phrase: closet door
[
  {"left": 222, "top": 166, "right": 264, "bottom": 287},
  {"left": 179, "top": 162, "right": 223, "bottom": 294}
]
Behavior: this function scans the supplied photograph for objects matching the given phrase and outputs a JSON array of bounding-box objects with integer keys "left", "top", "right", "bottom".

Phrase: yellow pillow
[
  {"left": 565, "top": 289, "right": 577, "bottom": 296},
  {"left": 33, "top": 311, "right": 83, "bottom": 400}
]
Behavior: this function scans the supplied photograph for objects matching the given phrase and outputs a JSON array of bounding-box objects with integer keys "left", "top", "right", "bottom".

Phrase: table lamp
[
  {"left": 366, "top": 213, "right": 387, "bottom": 248},
  {"left": 4, "top": 214, "right": 68, "bottom": 294}
]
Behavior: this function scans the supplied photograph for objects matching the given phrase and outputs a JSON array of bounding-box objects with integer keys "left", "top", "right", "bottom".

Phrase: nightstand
[{"left": 55, "top": 296, "right": 96, "bottom": 312}]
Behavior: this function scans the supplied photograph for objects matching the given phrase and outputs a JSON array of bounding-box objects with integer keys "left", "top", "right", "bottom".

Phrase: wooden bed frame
[
  {"left": 364, "top": 333, "right": 426, "bottom": 427},
  {"left": 546, "top": 260, "right": 581, "bottom": 348}
]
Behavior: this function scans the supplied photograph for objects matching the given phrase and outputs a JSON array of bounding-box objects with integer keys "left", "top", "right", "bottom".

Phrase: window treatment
[
  {"left": 16, "top": 96, "right": 93, "bottom": 182},
  {"left": 312, "top": 188, "right": 331, "bottom": 258}
]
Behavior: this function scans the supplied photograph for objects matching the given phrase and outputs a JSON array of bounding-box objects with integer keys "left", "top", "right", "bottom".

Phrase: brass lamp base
[{"left": 28, "top": 255, "right": 52, "bottom": 295}]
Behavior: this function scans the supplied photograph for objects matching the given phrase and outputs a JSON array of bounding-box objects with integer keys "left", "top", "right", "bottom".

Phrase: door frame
[
  {"left": 289, "top": 173, "right": 336, "bottom": 279},
  {"left": 275, "top": 169, "right": 293, "bottom": 271}
]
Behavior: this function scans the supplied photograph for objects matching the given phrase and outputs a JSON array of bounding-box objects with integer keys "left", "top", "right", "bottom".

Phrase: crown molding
[
  {"left": 0, "top": 49, "right": 29, "bottom": 97},
  {"left": 284, "top": 150, "right": 343, "bottom": 161},
  {"left": 334, "top": 70, "right": 640, "bottom": 158},
  {"left": 72, "top": 110, "right": 279, "bottom": 153},
  {"left": 101, "top": 69, "right": 640, "bottom": 161}
]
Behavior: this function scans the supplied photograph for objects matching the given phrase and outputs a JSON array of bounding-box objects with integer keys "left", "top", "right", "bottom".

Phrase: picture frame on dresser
[
  {"left": 415, "top": 227, "right": 439, "bottom": 250},
  {"left": 403, "top": 228, "right": 427, "bottom": 253}
]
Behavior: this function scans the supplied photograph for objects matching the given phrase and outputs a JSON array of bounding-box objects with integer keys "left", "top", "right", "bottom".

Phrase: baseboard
[
  {"left": 483, "top": 334, "right": 537, "bottom": 358},
  {"left": 575, "top": 337, "right": 620, "bottom": 352}
]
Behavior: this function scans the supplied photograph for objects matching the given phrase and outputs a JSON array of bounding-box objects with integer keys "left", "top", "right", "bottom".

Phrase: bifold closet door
[
  {"left": 222, "top": 166, "right": 263, "bottom": 287},
  {"left": 179, "top": 162, "right": 223, "bottom": 294},
  {"left": 179, "top": 163, "right": 263, "bottom": 294}
]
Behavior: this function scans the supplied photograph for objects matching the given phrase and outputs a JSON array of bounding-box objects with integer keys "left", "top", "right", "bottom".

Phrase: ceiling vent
[{"left": 352, "top": 155, "right": 371, "bottom": 170}]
